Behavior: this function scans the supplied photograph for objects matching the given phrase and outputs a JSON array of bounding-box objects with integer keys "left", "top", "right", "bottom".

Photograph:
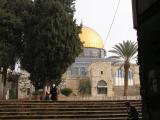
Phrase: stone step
[
  {"left": 0, "top": 107, "right": 141, "bottom": 112},
  {"left": 0, "top": 100, "right": 142, "bottom": 119},
  {"left": 0, "top": 104, "right": 141, "bottom": 108},
  {"left": 0, "top": 117, "right": 130, "bottom": 120},
  {"left": 0, "top": 102, "right": 141, "bottom": 104},
  {"left": 0, "top": 100, "right": 141, "bottom": 103},
  {"left": 0, "top": 102, "right": 141, "bottom": 106},
  {"left": 0, "top": 100, "right": 142, "bottom": 103},
  {"left": 0, "top": 112, "right": 129, "bottom": 116},
  {"left": 0, "top": 111, "right": 142, "bottom": 115},
  {"left": 0, "top": 114, "right": 129, "bottom": 119},
  {"left": 11, "top": 118, "right": 129, "bottom": 120},
  {"left": 0, "top": 110, "right": 127, "bottom": 114},
  {"left": 0, "top": 114, "right": 142, "bottom": 120}
]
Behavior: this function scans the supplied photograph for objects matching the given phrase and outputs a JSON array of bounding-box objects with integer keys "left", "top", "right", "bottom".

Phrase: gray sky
[{"left": 74, "top": 0, "right": 137, "bottom": 56}]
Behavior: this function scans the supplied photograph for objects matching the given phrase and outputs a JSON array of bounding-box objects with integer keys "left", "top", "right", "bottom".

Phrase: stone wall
[
  {"left": 111, "top": 64, "right": 140, "bottom": 86},
  {"left": 58, "top": 95, "right": 141, "bottom": 101},
  {"left": 61, "top": 75, "right": 89, "bottom": 96},
  {"left": 62, "top": 62, "right": 140, "bottom": 99},
  {"left": 89, "top": 61, "right": 113, "bottom": 97},
  {"left": 17, "top": 71, "right": 33, "bottom": 99},
  {"left": 113, "top": 86, "right": 140, "bottom": 96},
  {"left": 0, "top": 75, "right": 3, "bottom": 99},
  {"left": 111, "top": 64, "right": 140, "bottom": 96},
  {"left": 0, "top": 63, "right": 140, "bottom": 100}
]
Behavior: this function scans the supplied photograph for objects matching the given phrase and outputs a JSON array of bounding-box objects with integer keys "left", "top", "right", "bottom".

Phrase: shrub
[
  {"left": 32, "top": 90, "right": 43, "bottom": 96},
  {"left": 61, "top": 88, "right": 72, "bottom": 96},
  {"left": 79, "top": 78, "right": 91, "bottom": 96}
]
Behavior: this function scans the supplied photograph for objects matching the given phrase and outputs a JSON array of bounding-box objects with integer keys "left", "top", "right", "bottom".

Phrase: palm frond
[
  {"left": 111, "top": 60, "right": 123, "bottom": 65},
  {"left": 108, "top": 40, "right": 138, "bottom": 64},
  {"left": 107, "top": 56, "right": 121, "bottom": 59}
]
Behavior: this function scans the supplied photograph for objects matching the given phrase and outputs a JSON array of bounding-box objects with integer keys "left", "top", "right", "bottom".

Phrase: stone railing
[{"left": 58, "top": 95, "right": 141, "bottom": 101}]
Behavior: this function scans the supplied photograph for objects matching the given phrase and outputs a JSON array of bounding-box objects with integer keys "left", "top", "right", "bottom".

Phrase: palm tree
[{"left": 109, "top": 40, "right": 138, "bottom": 96}]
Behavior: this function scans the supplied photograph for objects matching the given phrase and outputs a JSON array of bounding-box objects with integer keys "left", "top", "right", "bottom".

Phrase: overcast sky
[{"left": 74, "top": 0, "right": 137, "bottom": 56}]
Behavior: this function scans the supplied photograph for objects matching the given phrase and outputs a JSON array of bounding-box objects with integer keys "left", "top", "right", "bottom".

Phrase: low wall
[
  {"left": 58, "top": 95, "right": 141, "bottom": 101},
  {"left": 113, "top": 86, "right": 140, "bottom": 96}
]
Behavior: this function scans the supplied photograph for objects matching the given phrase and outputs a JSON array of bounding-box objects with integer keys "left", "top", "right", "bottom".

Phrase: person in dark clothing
[
  {"left": 50, "top": 84, "right": 57, "bottom": 101},
  {"left": 126, "top": 101, "right": 139, "bottom": 120},
  {"left": 45, "top": 91, "right": 50, "bottom": 100}
]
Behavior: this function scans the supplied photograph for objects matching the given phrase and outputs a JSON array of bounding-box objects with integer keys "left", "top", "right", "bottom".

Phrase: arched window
[
  {"left": 114, "top": 69, "right": 133, "bottom": 86},
  {"left": 114, "top": 69, "right": 124, "bottom": 86},
  {"left": 97, "top": 80, "right": 107, "bottom": 94}
]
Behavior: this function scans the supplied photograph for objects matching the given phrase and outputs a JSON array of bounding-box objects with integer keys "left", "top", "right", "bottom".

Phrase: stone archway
[{"left": 97, "top": 80, "right": 107, "bottom": 94}]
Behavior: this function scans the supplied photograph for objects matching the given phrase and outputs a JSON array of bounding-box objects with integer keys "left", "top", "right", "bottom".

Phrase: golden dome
[{"left": 79, "top": 27, "right": 104, "bottom": 48}]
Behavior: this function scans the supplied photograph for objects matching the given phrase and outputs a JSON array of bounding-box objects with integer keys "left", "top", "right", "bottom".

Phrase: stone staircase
[{"left": 0, "top": 100, "right": 142, "bottom": 120}]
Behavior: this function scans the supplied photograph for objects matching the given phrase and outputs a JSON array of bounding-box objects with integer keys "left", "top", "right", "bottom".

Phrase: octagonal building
[{"left": 60, "top": 26, "right": 140, "bottom": 100}]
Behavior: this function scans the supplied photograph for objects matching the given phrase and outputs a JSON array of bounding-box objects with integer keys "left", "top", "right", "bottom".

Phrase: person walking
[
  {"left": 45, "top": 91, "right": 50, "bottom": 100},
  {"left": 50, "top": 84, "right": 58, "bottom": 101},
  {"left": 45, "top": 86, "right": 50, "bottom": 100},
  {"left": 126, "top": 101, "right": 139, "bottom": 120}
]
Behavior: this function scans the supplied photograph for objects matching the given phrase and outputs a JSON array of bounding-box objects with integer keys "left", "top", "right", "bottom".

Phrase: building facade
[
  {"left": 0, "top": 27, "right": 140, "bottom": 100},
  {"left": 60, "top": 27, "right": 140, "bottom": 99}
]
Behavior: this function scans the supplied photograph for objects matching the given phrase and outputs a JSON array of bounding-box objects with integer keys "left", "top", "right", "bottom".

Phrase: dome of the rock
[{"left": 79, "top": 27, "right": 104, "bottom": 48}]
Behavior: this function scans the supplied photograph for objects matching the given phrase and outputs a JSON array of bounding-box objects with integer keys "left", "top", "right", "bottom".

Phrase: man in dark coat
[
  {"left": 50, "top": 84, "right": 57, "bottom": 101},
  {"left": 126, "top": 101, "right": 139, "bottom": 120}
]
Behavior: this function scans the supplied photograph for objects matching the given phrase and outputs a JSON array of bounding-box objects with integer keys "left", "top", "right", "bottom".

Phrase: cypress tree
[
  {"left": 21, "top": 0, "right": 82, "bottom": 92},
  {"left": 0, "top": 0, "right": 27, "bottom": 99}
]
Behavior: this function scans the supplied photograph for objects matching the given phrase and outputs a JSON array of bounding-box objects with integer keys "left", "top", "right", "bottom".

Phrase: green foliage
[
  {"left": 32, "top": 90, "right": 43, "bottom": 96},
  {"left": 79, "top": 79, "right": 91, "bottom": 96},
  {"left": 108, "top": 40, "right": 138, "bottom": 64},
  {"left": 0, "top": 0, "right": 29, "bottom": 99},
  {"left": 21, "top": 0, "right": 82, "bottom": 89},
  {"left": 61, "top": 88, "right": 72, "bottom": 96},
  {"left": 0, "top": 0, "right": 82, "bottom": 96},
  {"left": 9, "top": 89, "right": 17, "bottom": 99},
  {"left": 0, "top": 0, "right": 24, "bottom": 69}
]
